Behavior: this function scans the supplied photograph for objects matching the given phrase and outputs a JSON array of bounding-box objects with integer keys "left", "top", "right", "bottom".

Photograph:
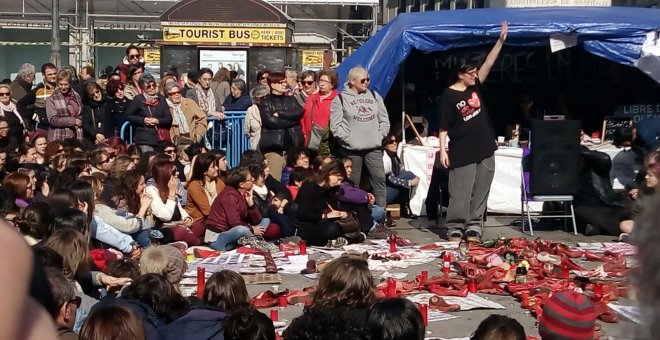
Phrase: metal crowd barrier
[{"left": 120, "top": 111, "right": 250, "bottom": 168}]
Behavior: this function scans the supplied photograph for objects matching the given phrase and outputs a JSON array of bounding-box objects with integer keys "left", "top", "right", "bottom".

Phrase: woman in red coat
[{"left": 301, "top": 69, "right": 339, "bottom": 154}]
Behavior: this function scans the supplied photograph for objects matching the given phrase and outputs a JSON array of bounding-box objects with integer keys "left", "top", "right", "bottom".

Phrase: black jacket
[
  {"left": 81, "top": 97, "right": 107, "bottom": 143},
  {"left": 257, "top": 93, "right": 304, "bottom": 152},
  {"left": 103, "top": 98, "right": 130, "bottom": 137},
  {"left": 124, "top": 94, "right": 172, "bottom": 147}
]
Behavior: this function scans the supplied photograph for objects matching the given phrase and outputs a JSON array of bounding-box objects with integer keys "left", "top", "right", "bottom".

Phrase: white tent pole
[{"left": 401, "top": 64, "right": 406, "bottom": 144}]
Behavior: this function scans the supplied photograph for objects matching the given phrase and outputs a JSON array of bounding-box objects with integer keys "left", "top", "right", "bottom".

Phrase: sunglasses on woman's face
[
  {"left": 168, "top": 90, "right": 180, "bottom": 96},
  {"left": 302, "top": 80, "right": 315, "bottom": 86},
  {"left": 145, "top": 83, "right": 157, "bottom": 89}
]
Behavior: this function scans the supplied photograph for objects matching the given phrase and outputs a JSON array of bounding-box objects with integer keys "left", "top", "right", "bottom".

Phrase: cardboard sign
[{"left": 601, "top": 116, "right": 633, "bottom": 143}]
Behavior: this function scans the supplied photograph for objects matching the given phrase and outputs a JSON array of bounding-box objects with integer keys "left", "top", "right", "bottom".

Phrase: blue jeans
[
  {"left": 386, "top": 171, "right": 417, "bottom": 204},
  {"left": 371, "top": 205, "right": 386, "bottom": 223},
  {"left": 131, "top": 229, "right": 152, "bottom": 248},
  {"left": 210, "top": 218, "right": 270, "bottom": 251}
]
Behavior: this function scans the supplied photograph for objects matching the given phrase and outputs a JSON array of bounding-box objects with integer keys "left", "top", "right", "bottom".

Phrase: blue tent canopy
[{"left": 336, "top": 7, "right": 660, "bottom": 96}]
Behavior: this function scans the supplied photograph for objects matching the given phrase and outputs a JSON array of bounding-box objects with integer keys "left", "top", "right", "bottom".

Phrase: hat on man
[{"left": 538, "top": 290, "right": 597, "bottom": 340}]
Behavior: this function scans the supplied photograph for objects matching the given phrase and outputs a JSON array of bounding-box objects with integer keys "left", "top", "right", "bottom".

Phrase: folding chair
[{"left": 520, "top": 158, "right": 578, "bottom": 236}]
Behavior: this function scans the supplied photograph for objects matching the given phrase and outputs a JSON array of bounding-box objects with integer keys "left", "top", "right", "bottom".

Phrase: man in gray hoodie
[{"left": 330, "top": 66, "right": 390, "bottom": 207}]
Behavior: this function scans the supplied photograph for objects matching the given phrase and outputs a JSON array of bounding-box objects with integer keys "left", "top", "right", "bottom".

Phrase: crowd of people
[{"left": 2, "top": 33, "right": 655, "bottom": 339}]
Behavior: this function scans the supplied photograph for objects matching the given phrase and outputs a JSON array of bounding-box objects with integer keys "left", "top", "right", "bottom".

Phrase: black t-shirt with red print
[{"left": 439, "top": 79, "right": 497, "bottom": 169}]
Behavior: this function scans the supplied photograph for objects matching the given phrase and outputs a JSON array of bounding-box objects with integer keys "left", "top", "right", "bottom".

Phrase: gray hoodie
[{"left": 330, "top": 82, "right": 390, "bottom": 151}]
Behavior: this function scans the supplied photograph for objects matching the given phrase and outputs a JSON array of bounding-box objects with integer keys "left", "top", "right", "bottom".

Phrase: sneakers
[
  {"left": 368, "top": 223, "right": 389, "bottom": 239},
  {"left": 466, "top": 230, "right": 481, "bottom": 243},
  {"left": 326, "top": 237, "right": 348, "bottom": 249},
  {"left": 448, "top": 232, "right": 463, "bottom": 243}
]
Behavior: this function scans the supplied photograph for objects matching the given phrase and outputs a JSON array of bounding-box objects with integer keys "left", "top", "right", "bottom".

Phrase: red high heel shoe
[
  {"left": 286, "top": 290, "right": 311, "bottom": 305},
  {"left": 554, "top": 243, "right": 583, "bottom": 258},
  {"left": 252, "top": 289, "right": 289, "bottom": 309},
  {"left": 594, "top": 300, "right": 618, "bottom": 323},
  {"left": 428, "top": 295, "right": 461, "bottom": 312},
  {"left": 603, "top": 258, "right": 627, "bottom": 273},
  {"left": 428, "top": 284, "right": 469, "bottom": 297},
  {"left": 477, "top": 267, "right": 508, "bottom": 290},
  {"left": 458, "top": 262, "right": 486, "bottom": 280},
  {"left": 584, "top": 250, "right": 621, "bottom": 262},
  {"left": 560, "top": 254, "right": 584, "bottom": 271},
  {"left": 425, "top": 275, "right": 466, "bottom": 288}
]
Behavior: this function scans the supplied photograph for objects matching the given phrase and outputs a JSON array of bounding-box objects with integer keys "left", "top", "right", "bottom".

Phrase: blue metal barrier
[
  {"left": 120, "top": 111, "right": 250, "bottom": 168},
  {"left": 120, "top": 121, "right": 133, "bottom": 143},
  {"left": 208, "top": 111, "right": 250, "bottom": 168}
]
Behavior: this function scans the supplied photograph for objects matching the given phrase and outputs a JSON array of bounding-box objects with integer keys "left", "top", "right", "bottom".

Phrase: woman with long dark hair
[
  {"left": 124, "top": 65, "right": 144, "bottom": 100},
  {"left": 146, "top": 159, "right": 202, "bottom": 246},
  {"left": 295, "top": 160, "right": 362, "bottom": 247},
  {"left": 68, "top": 180, "right": 140, "bottom": 257},
  {"left": 185, "top": 153, "right": 225, "bottom": 223}
]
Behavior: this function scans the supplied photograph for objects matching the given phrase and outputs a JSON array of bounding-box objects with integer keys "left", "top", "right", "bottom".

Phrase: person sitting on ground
[
  {"left": 367, "top": 298, "right": 425, "bottom": 340},
  {"left": 287, "top": 166, "right": 311, "bottom": 201},
  {"left": 16, "top": 201, "right": 50, "bottom": 245},
  {"left": 281, "top": 147, "right": 310, "bottom": 186},
  {"left": 3, "top": 172, "right": 34, "bottom": 209},
  {"left": 310, "top": 255, "right": 376, "bottom": 324},
  {"left": 471, "top": 314, "right": 526, "bottom": 340},
  {"left": 340, "top": 157, "right": 389, "bottom": 235},
  {"left": 382, "top": 134, "right": 420, "bottom": 210},
  {"left": 618, "top": 151, "right": 659, "bottom": 242},
  {"left": 284, "top": 306, "right": 366, "bottom": 340},
  {"left": 91, "top": 273, "right": 189, "bottom": 340},
  {"left": 44, "top": 267, "right": 80, "bottom": 340},
  {"left": 538, "top": 291, "right": 596, "bottom": 340},
  {"left": 30, "top": 132, "right": 48, "bottom": 165},
  {"left": 79, "top": 305, "right": 146, "bottom": 340},
  {"left": 164, "top": 270, "right": 250, "bottom": 340},
  {"left": 225, "top": 307, "right": 275, "bottom": 340},
  {"left": 185, "top": 153, "right": 225, "bottom": 224},
  {"left": 90, "top": 149, "right": 115, "bottom": 177},
  {"left": 296, "top": 160, "right": 363, "bottom": 247},
  {"left": 104, "top": 258, "right": 140, "bottom": 297},
  {"left": 140, "top": 245, "right": 187, "bottom": 293},
  {"left": 206, "top": 166, "right": 272, "bottom": 250},
  {"left": 146, "top": 158, "right": 202, "bottom": 246}
]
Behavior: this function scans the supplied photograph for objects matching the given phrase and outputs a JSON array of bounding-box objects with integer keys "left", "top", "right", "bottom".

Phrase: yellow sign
[
  {"left": 144, "top": 48, "right": 160, "bottom": 64},
  {"left": 163, "top": 26, "right": 286, "bottom": 44},
  {"left": 302, "top": 50, "right": 324, "bottom": 67}
]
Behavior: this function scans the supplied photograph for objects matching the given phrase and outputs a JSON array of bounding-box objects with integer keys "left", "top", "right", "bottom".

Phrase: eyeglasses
[
  {"left": 168, "top": 90, "right": 180, "bottom": 96},
  {"left": 165, "top": 149, "right": 176, "bottom": 154},
  {"left": 360, "top": 78, "right": 370, "bottom": 84},
  {"left": 0, "top": 92, "right": 9, "bottom": 97},
  {"left": 302, "top": 81, "right": 315, "bottom": 86},
  {"left": 128, "top": 54, "right": 140, "bottom": 59},
  {"left": 145, "top": 83, "right": 157, "bottom": 89}
]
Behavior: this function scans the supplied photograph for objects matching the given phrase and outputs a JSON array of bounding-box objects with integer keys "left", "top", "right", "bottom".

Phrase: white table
[
  {"left": 402, "top": 145, "right": 541, "bottom": 216},
  {"left": 402, "top": 144, "right": 626, "bottom": 216}
]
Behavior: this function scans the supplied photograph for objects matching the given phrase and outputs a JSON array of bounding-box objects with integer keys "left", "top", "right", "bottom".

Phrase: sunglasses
[
  {"left": 168, "top": 90, "right": 180, "bottom": 96},
  {"left": 165, "top": 149, "right": 176, "bottom": 154},
  {"left": 360, "top": 78, "right": 370, "bottom": 84},
  {"left": 92, "top": 90, "right": 101, "bottom": 95},
  {"left": 260, "top": 76, "right": 269, "bottom": 80},
  {"left": 145, "top": 83, "right": 157, "bottom": 89},
  {"left": 66, "top": 296, "right": 82, "bottom": 308},
  {"left": 0, "top": 92, "right": 9, "bottom": 97},
  {"left": 99, "top": 157, "right": 113, "bottom": 164},
  {"left": 301, "top": 81, "right": 315, "bottom": 86},
  {"left": 128, "top": 54, "right": 140, "bottom": 59},
  {"left": 388, "top": 139, "right": 397, "bottom": 144}
]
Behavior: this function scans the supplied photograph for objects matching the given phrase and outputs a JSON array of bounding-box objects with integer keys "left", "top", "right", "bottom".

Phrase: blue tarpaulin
[{"left": 336, "top": 7, "right": 660, "bottom": 96}]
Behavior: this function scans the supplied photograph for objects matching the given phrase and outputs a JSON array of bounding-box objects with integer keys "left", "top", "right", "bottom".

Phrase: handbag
[
  {"left": 307, "top": 103, "right": 325, "bottom": 151},
  {"left": 336, "top": 211, "right": 361, "bottom": 234},
  {"left": 147, "top": 105, "right": 172, "bottom": 142}
]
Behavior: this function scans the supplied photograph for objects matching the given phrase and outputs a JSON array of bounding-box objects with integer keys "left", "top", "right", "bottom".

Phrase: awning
[{"left": 337, "top": 6, "right": 660, "bottom": 95}]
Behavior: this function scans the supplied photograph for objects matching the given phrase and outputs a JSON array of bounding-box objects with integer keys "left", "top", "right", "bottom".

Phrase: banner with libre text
[{"left": 163, "top": 26, "right": 286, "bottom": 44}]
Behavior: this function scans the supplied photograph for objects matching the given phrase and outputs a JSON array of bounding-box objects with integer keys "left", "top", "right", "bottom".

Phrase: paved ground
[{"left": 247, "top": 216, "right": 637, "bottom": 339}]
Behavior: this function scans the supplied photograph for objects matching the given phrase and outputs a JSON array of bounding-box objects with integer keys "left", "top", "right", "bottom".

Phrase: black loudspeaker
[{"left": 530, "top": 119, "right": 581, "bottom": 195}]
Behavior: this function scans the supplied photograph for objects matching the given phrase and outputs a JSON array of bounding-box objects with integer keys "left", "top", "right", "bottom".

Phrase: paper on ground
[
  {"left": 407, "top": 293, "right": 505, "bottom": 310},
  {"left": 608, "top": 303, "right": 641, "bottom": 324},
  {"left": 380, "top": 272, "right": 408, "bottom": 280},
  {"left": 427, "top": 310, "right": 459, "bottom": 322}
]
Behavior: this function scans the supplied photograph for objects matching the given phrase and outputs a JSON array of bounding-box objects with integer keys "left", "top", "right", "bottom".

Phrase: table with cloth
[{"left": 402, "top": 143, "right": 625, "bottom": 216}]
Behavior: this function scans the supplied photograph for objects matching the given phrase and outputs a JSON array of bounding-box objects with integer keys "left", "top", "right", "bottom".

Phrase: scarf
[
  {"left": 50, "top": 90, "right": 81, "bottom": 117},
  {"left": 166, "top": 98, "right": 190, "bottom": 134},
  {"left": 195, "top": 85, "right": 216, "bottom": 114},
  {"left": 252, "top": 184, "right": 268, "bottom": 200},
  {"left": 0, "top": 101, "right": 25, "bottom": 126},
  {"left": 144, "top": 93, "right": 159, "bottom": 104}
]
